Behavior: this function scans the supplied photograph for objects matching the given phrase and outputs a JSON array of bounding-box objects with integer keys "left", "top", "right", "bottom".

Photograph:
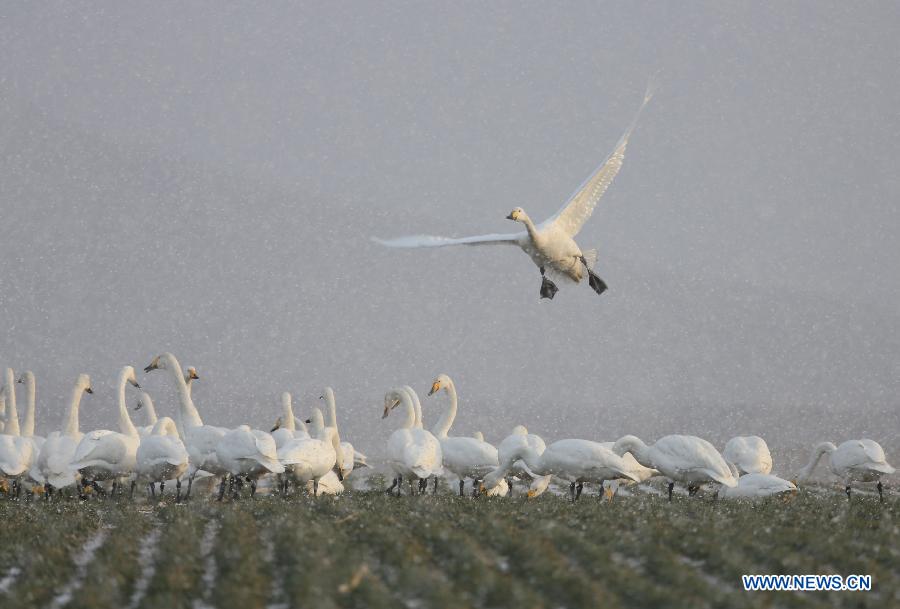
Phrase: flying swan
[{"left": 373, "top": 86, "right": 653, "bottom": 299}]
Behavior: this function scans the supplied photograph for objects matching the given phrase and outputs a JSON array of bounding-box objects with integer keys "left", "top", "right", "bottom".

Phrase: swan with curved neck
[
  {"left": 428, "top": 374, "right": 498, "bottom": 496},
  {"left": 277, "top": 407, "right": 343, "bottom": 496},
  {"left": 612, "top": 434, "right": 737, "bottom": 501},
  {"left": 0, "top": 369, "right": 37, "bottom": 489},
  {"left": 133, "top": 391, "right": 159, "bottom": 437},
  {"left": 136, "top": 416, "right": 190, "bottom": 500},
  {"left": 382, "top": 387, "right": 443, "bottom": 496},
  {"left": 798, "top": 439, "right": 895, "bottom": 502},
  {"left": 270, "top": 392, "right": 301, "bottom": 448},
  {"left": 723, "top": 436, "right": 773, "bottom": 475},
  {"left": 30, "top": 374, "right": 93, "bottom": 491},
  {"left": 484, "top": 434, "right": 640, "bottom": 501},
  {"left": 144, "top": 353, "right": 228, "bottom": 497},
  {"left": 70, "top": 366, "right": 142, "bottom": 488}
]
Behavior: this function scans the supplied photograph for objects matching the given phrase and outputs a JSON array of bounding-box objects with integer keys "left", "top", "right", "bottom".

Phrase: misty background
[{"left": 2, "top": 3, "right": 898, "bottom": 473}]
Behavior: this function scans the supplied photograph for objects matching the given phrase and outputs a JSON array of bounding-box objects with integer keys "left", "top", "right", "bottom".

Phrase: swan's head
[
  {"left": 123, "top": 366, "right": 141, "bottom": 389},
  {"left": 77, "top": 374, "right": 93, "bottom": 394},
  {"left": 428, "top": 374, "right": 453, "bottom": 397},
  {"left": 382, "top": 389, "right": 403, "bottom": 419},
  {"left": 144, "top": 355, "right": 163, "bottom": 373},
  {"left": 505, "top": 207, "right": 528, "bottom": 223},
  {"left": 186, "top": 367, "right": 200, "bottom": 381},
  {"left": 481, "top": 469, "right": 504, "bottom": 492},
  {"left": 15, "top": 371, "right": 33, "bottom": 385},
  {"left": 319, "top": 387, "right": 335, "bottom": 404}
]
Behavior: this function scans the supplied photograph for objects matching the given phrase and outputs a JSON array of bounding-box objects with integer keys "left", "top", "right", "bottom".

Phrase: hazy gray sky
[{"left": 2, "top": 3, "right": 898, "bottom": 467}]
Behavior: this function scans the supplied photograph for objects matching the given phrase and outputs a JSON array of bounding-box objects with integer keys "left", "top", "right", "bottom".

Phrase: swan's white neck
[
  {"left": 21, "top": 371, "right": 36, "bottom": 437},
  {"left": 394, "top": 389, "right": 416, "bottom": 430},
  {"left": 281, "top": 393, "right": 295, "bottom": 432},
  {"left": 496, "top": 443, "right": 544, "bottom": 479},
  {"left": 323, "top": 388, "right": 338, "bottom": 431},
  {"left": 117, "top": 368, "right": 139, "bottom": 437},
  {"left": 140, "top": 392, "right": 158, "bottom": 426},
  {"left": 64, "top": 379, "right": 88, "bottom": 437},
  {"left": 798, "top": 441, "right": 836, "bottom": 481},
  {"left": 4, "top": 368, "right": 20, "bottom": 436},
  {"left": 432, "top": 381, "right": 458, "bottom": 438},
  {"left": 403, "top": 386, "right": 423, "bottom": 428},
  {"left": 520, "top": 214, "right": 540, "bottom": 242},
  {"left": 161, "top": 353, "right": 203, "bottom": 433}
]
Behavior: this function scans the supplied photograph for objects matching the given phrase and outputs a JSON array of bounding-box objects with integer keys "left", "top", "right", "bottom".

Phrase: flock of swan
[{"left": 0, "top": 353, "right": 894, "bottom": 505}]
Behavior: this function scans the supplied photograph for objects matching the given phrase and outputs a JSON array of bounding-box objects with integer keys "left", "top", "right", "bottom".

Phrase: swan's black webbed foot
[
  {"left": 877, "top": 481, "right": 884, "bottom": 503},
  {"left": 580, "top": 256, "right": 607, "bottom": 296},
  {"left": 539, "top": 267, "right": 558, "bottom": 299}
]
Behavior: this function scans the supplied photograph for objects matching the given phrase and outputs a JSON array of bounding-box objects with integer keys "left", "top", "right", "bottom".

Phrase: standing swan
[
  {"left": 382, "top": 387, "right": 443, "bottom": 496},
  {"left": 427, "top": 374, "right": 498, "bottom": 496},
  {"left": 374, "top": 86, "right": 653, "bottom": 299},
  {"left": 320, "top": 387, "right": 355, "bottom": 479},
  {"left": 612, "top": 435, "right": 737, "bottom": 501},
  {"left": 798, "top": 440, "right": 895, "bottom": 502},
  {"left": 144, "top": 353, "right": 228, "bottom": 500},
  {"left": 215, "top": 424, "right": 284, "bottom": 499},
  {"left": 30, "top": 374, "right": 93, "bottom": 494},
  {"left": 70, "top": 366, "right": 143, "bottom": 496},
  {"left": 136, "top": 417, "right": 190, "bottom": 501},
  {"left": 271, "top": 392, "right": 308, "bottom": 448},
  {"left": 277, "top": 408, "right": 343, "bottom": 496},
  {"left": 0, "top": 369, "right": 37, "bottom": 497}
]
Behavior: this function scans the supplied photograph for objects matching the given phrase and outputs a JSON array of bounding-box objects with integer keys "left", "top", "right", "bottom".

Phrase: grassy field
[{"left": 0, "top": 485, "right": 896, "bottom": 609}]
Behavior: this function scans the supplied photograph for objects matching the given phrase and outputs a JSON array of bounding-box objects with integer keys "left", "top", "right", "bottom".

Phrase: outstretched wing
[
  {"left": 372, "top": 232, "right": 524, "bottom": 249},
  {"left": 541, "top": 83, "right": 654, "bottom": 237}
]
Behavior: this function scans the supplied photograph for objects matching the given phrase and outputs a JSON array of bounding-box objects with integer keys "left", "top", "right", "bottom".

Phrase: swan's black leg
[
  {"left": 458, "top": 479, "right": 465, "bottom": 497},
  {"left": 580, "top": 256, "right": 608, "bottom": 296},
  {"left": 845, "top": 485, "right": 852, "bottom": 501},
  {"left": 185, "top": 472, "right": 194, "bottom": 501},
  {"left": 149, "top": 483, "right": 156, "bottom": 499},
  {"left": 419, "top": 478, "right": 427, "bottom": 493},
  {"left": 159, "top": 480, "right": 165, "bottom": 498},
  {"left": 506, "top": 477, "right": 514, "bottom": 497},
  {"left": 249, "top": 477, "right": 257, "bottom": 498},
  {"left": 667, "top": 481, "right": 675, "bottom": 502},
  {"left": 539, "top": 266, "right": 559, "bottom": 300},
  {"left": 385, "top": 477, "right": 398, "bottom": 495},
  {"left": 313, "top": 479, "right": 319, "bottom": 497},
  {"left": 877, "top": 481, "right": 884, "bottom": 503},
  {"left": 45, "top": 484, "right": 53, "bottom": 501},
  {"left": 575, "top": 482, "right": 584, "bottom": 501},
  {"left": 111, "top": 481, "right": 118, "bottom": 498},
  {"left": 569, "top": 481, "right": 576, "bottom": 503},
  {"left": 217, "top": 475, "right": 227, "bottom": 502},
  {"left": 687, "top": 484, "right": 699, "bottom": 497},
  {"left": 433, "top": 477, "right": 438, "bottom": 495},
  {"left": 176, "top": 479, "right": 182, "bottom": 503}
]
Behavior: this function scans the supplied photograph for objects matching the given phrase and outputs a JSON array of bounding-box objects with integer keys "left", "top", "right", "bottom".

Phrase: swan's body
[
  {"left": 483, "top": 437, "right": 640, "bottom": 501},
  {"left": 723, "top": 436, "right": 773, "bottom": 475},
  {"left": 612, "top": 435, "right": 737, "bottom": 501},
  {"left": 0, "top": 370, "right": 37, "bottom": 487},
  {"left": 428, "top": 375, "right": 498, "bottom": 495},
  {"left": 70, "top": 366, "right": 142, "bottom": 485},
  {"left": 216, "top": 425, "right": 284, "bottom": 479},
  {"left": 374, "top": 87, "right": 653, "bottom": 299},
  {"left": 136, "top": 417, "right": 190, "bottom": 495},
  {"left": 495, "top": 426, "right": 552, "bottom": 496},
  {"left": 721, "top": 473, "right": 797, "bottom": 500},
  {"left": 30, "top": 374, "right": 93, "bottom": 490},
  {"left": 382, "top": 387, "right": 443, "bottom": 494},
  {"left": 144, "top": 353, "right": 229, "bottom": 493},
  {"left": 277, "top": 408, "right": 343, "bottom": 496},
  {"left": 798, "top": 440, "right": 895, "bottom": 501}
]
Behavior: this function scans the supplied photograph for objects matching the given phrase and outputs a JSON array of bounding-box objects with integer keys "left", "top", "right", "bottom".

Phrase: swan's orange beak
[
  {"left": 189, "top": 370, "right": 200, "bottom": 380},
  {"left": 479, "top": 484, "right": 486, "bottom": 494},
  {"left": 527, "top": 489, "right": 538, "bottom": 499},
  {"left": 381, "top": 405, "right": 390, "bottom": 419},
  {"left": 428, "top": 381, "right": 441, "bottom": 396},
  {"left": 85, "top": 387, "right": 93, "bottom": 394},
  {"left": 506, "top": 210, "right": 519, "bottom": 221}
]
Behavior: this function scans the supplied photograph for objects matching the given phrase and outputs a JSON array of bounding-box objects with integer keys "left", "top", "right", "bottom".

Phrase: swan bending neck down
[
  {"left": 483, "top": 436, "right": 639, "bottom": 501},
  {"left": 277, "top": 407, "right": 343, "bottom": 497},
  {"left": 613, "top": 434, "right": 737, "bottom": 502},
  {"left": 798, "top": 440, "right": 895, "bottom": 502}
]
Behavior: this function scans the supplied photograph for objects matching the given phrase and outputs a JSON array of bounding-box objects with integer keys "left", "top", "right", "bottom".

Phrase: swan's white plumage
[
  {"left": 721, "top": 473, "right": 797, "bottom": 499},
  {"left": 216, "top": 425, "right": 284, "bottom": 476},
  {"left": 136, "top": 417, "right": 189, "bottom": 484},
  {"left": 383, "top": 387, "right": 443, "bottom": 482},
  {"left": 723, "top": 436, "right": 773, "bottom": 475},
  {"left": 0, "top": 370, "right": 36, "bottom": 480},
  {"left": 29, "top": 374, "right": 92, "bottom": 489},
  {"left": 799, "top": 439, "right": 895, "bottom": 484},
  {"left": 613, "top": 434, "right": 737, "bottom": 488},
  {"left": 278, "top": 408, "right": 342, "bottom": 492}
]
